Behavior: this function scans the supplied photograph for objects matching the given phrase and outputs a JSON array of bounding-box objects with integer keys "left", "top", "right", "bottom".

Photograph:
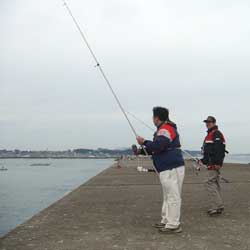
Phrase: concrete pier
[{"left": 1, "top": 159, "right": 250, "bottom": 250}]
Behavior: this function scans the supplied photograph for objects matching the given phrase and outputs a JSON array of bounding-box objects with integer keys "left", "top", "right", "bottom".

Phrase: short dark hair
[{"left": 153, "top": 107, "right": 169, "bottom": 122}]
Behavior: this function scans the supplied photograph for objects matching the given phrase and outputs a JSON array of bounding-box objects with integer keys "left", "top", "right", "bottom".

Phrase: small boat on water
[
  {"left": 0, "top": 165, "right": 8, "bottom": 171},
  {"left": 30, "top": 163, "right": 51, "bottom": 167}
]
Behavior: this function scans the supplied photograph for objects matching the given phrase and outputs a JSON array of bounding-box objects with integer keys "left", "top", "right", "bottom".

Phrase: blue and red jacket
[{"left": 143, "top": 122, "right": 185, "bottom": 172}]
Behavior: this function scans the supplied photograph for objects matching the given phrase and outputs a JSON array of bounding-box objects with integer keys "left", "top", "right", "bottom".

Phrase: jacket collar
[
  {"left": 157, "top": 122, "right": 165, "bottom": 130},
  {"left": 157, "top": 121, "right": 176, "bottom": 130},
  {"left": 207, "top": 125, "right": 218, "bottom": 133}
]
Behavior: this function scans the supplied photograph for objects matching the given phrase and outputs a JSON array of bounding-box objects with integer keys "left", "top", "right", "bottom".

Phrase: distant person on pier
[
  {"left": 136, "top": 107, "right": 185, "bottom": 234},
  {"left": 199, "top": 116, "right": 228, "bottom": 216}
]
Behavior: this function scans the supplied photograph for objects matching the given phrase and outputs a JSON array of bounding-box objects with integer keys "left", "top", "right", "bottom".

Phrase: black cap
[{"left": 203, "top": 116, "right": 216, "bottom": 123}]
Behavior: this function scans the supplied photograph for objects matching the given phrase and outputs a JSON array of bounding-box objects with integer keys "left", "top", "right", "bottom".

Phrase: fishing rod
[
  {"left": 62, "top": 0, "right": 158, "bottom": 173},
  {"left": 62, "top": 0, "right": 138, "bottom": 137}
]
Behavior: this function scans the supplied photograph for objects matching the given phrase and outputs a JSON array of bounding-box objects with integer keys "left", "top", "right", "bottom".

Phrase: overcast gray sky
[{"left": 1, "top": 0, "right": 250, "bottom": 153}]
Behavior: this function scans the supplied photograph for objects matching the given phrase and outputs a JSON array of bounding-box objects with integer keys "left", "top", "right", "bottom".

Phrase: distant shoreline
[
  {"left": 0, "top": 157, "right": 117, "bottom": 159},
  {"left": 1, "top": 156, "right": 249, "bottom": 165}
]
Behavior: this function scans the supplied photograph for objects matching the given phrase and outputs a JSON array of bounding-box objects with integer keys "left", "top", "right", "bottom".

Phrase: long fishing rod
[
  {"left": 62, "top": 1, "right": 159, "bottom": 175},
  {"left": 62, "top": 0, "right": 137, "bottom": 137}
]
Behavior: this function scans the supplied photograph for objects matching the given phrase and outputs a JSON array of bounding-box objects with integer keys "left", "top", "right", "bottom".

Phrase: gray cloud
[{"left": 1, "top": 0, "right": 250, "bottom": 153}]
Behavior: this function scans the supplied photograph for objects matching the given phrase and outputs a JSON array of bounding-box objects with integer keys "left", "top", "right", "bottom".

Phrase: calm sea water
[
  {"left": 0, "top": 159, "right": 114, "bottom": 237},
  {"left": 225, "top": 154, "right": 250, "bottom": 164}
]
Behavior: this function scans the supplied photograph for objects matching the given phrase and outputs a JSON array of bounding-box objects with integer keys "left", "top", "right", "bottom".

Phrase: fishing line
[
  {"left": 126, "top": 111, "right": 155, "bottom": 132},
  {"left": 126, "top": 111, "right": 201, "bottom": 162}
]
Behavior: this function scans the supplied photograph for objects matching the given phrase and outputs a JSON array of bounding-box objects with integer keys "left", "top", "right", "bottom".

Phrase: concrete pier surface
[{"left": 1, "top": 159, "right": 250, "bottom": 250}]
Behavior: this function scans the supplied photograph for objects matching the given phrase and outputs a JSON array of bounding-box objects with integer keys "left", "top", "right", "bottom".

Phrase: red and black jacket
[{"left": 201, "top": 126, "right": 227, "bottom": 167}]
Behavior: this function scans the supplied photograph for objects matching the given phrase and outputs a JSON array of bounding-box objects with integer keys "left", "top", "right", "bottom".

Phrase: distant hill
[{"left": 0, "top": 148, "right": 133, "bottom": 158}]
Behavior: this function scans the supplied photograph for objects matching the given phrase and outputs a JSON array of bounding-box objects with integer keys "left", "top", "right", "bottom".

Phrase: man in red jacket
[{"left": 200, "top": 116, "right": 227, "bottom": 216}]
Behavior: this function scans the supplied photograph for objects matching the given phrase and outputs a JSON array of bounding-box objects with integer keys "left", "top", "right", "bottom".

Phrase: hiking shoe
[
  {"left": 159, "top": 226, "right": 183, "bottom": 234},
  {"left": 154, "top": 222, "right": 166, "bottom": 229},
  {"left": 207, "top": 207, "right": 224, "bottom": 214},
  {"left": 208, "top": 208, "right": 224, "bottom": 216}
]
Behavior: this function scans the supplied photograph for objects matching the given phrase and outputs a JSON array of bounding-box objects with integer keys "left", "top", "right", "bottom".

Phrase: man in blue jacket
[{"left": 136, "top": 107, "right": 185, "bottom": 234}]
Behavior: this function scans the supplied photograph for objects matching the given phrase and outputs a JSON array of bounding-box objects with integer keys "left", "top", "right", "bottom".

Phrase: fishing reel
[{"left": 132, "top": 144, "right": 148, "bottom": 156}]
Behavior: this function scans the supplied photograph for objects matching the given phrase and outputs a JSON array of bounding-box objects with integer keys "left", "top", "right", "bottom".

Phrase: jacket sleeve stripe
[{"left": 157, "top": 129, "right": 172, "bottom": 141}]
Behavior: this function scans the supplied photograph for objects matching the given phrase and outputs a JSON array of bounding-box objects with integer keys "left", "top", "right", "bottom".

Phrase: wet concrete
[{"left": 1, "top": 158, "right": 250, "bottom": 250}]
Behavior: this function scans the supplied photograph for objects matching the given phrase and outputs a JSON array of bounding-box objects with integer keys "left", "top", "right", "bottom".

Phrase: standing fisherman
[
  {"left": 136, "top": 107, "right": 185, "bottom": 234},
  {"left": 199, "top": 116, "right": 227, "bottom": 216}
]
